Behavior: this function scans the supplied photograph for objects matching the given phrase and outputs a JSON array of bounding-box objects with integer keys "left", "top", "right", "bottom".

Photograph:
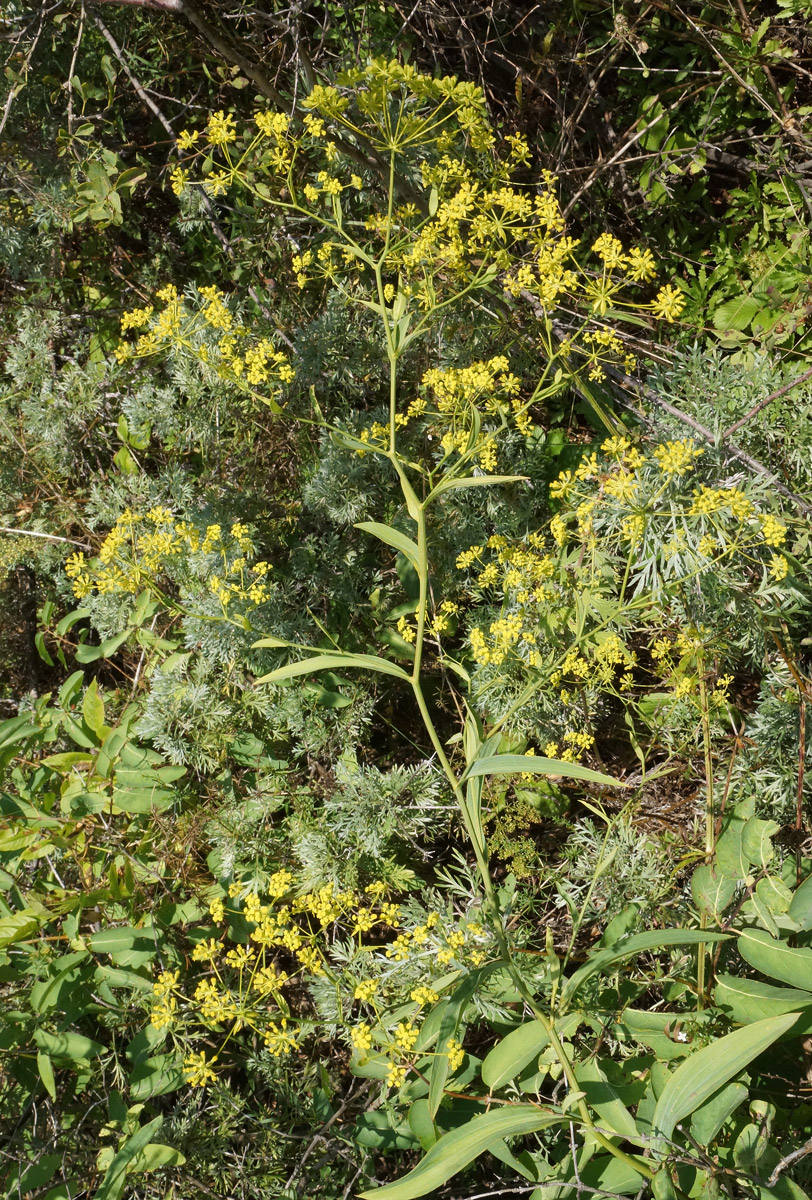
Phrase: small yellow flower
[
  {"left": 264, "top": 1019, "right": 297, "bottom": 1057},
  {"left": 393, "top": 1022, "right": 418, "bottom": 1053},
  {"left": 769, "top": 554, "right": 789, "bottom": 581},
  {"left": 191, "top": 938, "right": 219, "bottom": 962},
  {"left": 354, "top": 979, "right": 378, "bottom": 1003},
  {"left": 651, "top": 283, "right": 686, "bottom": 323},
  {"left": 446, "top": 1038, "right": 465, "bottom": 1072},
  {"left": 760, "top": 513, "right": 787, "bottom": 547},
  {"left": 351, "top": 1023, "right": 373, "bottom": 1053},
  {"left": 184, "top": 1050, "right": 217, "bottom": 1087},
  {"left": 206, "top": 110, "right": 237, "bottom": 146},
  {"left": 386, "top": 1062, "right": 408, "bottom": 1089}
]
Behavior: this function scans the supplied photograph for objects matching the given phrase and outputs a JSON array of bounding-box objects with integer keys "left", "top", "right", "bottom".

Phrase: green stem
[
  {"left": 401, "top": 479, "right": 652, "bottom": 1185},
  {"left": 696, "top": 653, "right": 714, "bottom": 1010}
]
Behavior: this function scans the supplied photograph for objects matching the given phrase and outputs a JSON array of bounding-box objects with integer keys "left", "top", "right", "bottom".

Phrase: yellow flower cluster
[
  {"left": 65, "top": 509, "right": 272, "bottom": 613},
  {"left": 460, "top": 432, "right": 794, "bottom": 729},
  {"left": 114, "top": 283, "right": 294, "bottom": 403},
  {"left": 417, "top": 356, "right": 526, "bottom": 455},
  {"left": 150, "top": 876, "right": 491, "bottom": 1092}
]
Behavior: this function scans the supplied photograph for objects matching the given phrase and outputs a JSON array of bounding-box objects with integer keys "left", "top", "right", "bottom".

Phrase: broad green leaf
[
  {"left": 428, "top": 474, "right": 527, "bottom": 501},
  {"left": 8, "top": 1154, "right": 62, "bottom": 1197},
  {"left": 132, "top": 1143, "right": 186, "bottom": 1170},
  {"left": 256, "top": 652, "right": 409, "bottom": 685},
  {"left": 34, "top": 1029, "right": 105, "bottom": 1061},
  {"left": 128, "top": 1053, "right": 185, "bottom": 1100},
  {"left": 355, "top": 521, "right": 419, "bottom": 571},
  {"left": 88, "top": 926, "right": 143, "bottom": 953},
  {"left": 482, "top": 1020, "right": 550, "bottom": 1090},
  {"left": 0, "top": 714, "right": 40, "bottom": 749},
  {"left": 574, "top": 1058, "right": 639, "bottom": 1140},
  {"left": 0, "top": 910, "right": 42, "bottom": 948},
  {"left": 579, "top": 1152, "right": 651, "bottom": 1195},
  {"left": 462, "top": 754, "right": 621, "bottom": 788},
  {"left": 357, "top": 1106, "right": 559, "bottom": 1200},
  {"left": 428, "top": 966, "right": 495, "bottom": 1118},
  {"left": 561, "top": 930, "right": 729, "bottom": 1007},
  {"left": 93, "top": 1116, "right": 163, "bottom": 1200},
  {"left": 712, "top": 295, "right": 762, "bottom": 333},
  {"left": 738, "top": 928, "right": 812, "bottom": 990},
  {"left": 42, "top": 751, "right": 94, "bottom": 770},
  {"left": 615, "top": 1008, "right": 713, "bottom": 1062},
  {"left": 96, "top": 728, "right": 129, "bottom": 780},
  {"left": 82, "top": 680, "right": 106, "bottom": 737},
  {"left": 75, "top": 629, "right": 132, "bottom": 664},
  {"left": 715, "top": 973, "right": 812, "bottom": 1023},
  {"left": 408, "top": 1098, "right": 438, "bottom": 1150},
  {"left": 689, "top": 1082, "right": 748, "bottom": 1146},
  {"left": 487, "top": 1136, "right": 537, "bottom": 1181},
  {"left": 652, "top": 1012, "right": 800, "bottom": 1146},
  {"left": 715, "top": 805, "right": 751, "bottom": 880},
  {"left": 691, "top": 865, "right": 738, "bottom": 918},
  {"left": 756, "top": 875, "right": 793, "bottom": 915},
  {"left": 37, "top": 1051, "right": 56, "bottom": 1100},
  {"left": 789, "top": 873, "right": 812, "bottom": 931},
  {"left": 29, "top": 951, "right": 89, "bottom": 1011},
  {"left": 741, "top": 817, "right": 780, "bottom": 869},
  {"left": 355, "top": 1111, "right": 418, "bottom": 1151}
]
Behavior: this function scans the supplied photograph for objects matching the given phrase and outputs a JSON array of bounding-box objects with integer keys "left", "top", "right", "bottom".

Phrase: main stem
[
  {"left": 696, "top": 654, "right": 714, "bottom": 1009},
  {"left": 407, "top": 484, "right": 652, "bottom": 1183}
]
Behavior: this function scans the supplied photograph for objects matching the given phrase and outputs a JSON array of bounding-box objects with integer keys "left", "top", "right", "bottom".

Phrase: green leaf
[
  {"left": 355, "top": 521, "right": 419, "bottom": 571},
  {"left": 738, "top": 928, "right": 812, "bottom": 990},
  {"left": 756, "top": 875, "right": 793, "bottom": 915},
  {"left": 37, "top": 1051, "right": 56, "bottom": 1100},
  {"left": 34, "top": 1029, "right": 105, "bottom": 1062},
  {"left": 132, "top": 1143, "right": 186, "bottom": 1170},
  {"left": 128, "top": 1053, "right": 185, "bottom": 1100},
  {"left": 93, "top": 1116, "right": 163, "bottom": 1200},
  {"left": 113, "top": 445, "right": 138, "bottom": 475},
  {"left": 691, "top": 865, "right": 738, "bottom": 918},
  {"left": 356, "top": 1106, "right": 559, "bottom": 1200},
  {"left": 462, "top": 754, "right": 621, "bottom": 787},
  {"left": 689, "top": 1082, "right": 748, "bottom": 1146},
  {"left": 651, "top": 1012, "right": 800, "bottom": 1147},
  {"left": 574, "top": 1058, "right": 639, "bottom": 1140},
  {"left": 712, "top": 295, "right": 762, "bottom": 333},
  {"left": 256, "top": 652, "right": 409, "bottom": 685},
  {"left": 0, "top": 910, "right": 42, "bottom": 948},
  {"left": 428, "top": 966, "right": 495, "bottom": 1118},
  {"left": 75, "top": 629, "right": 132, "bottom": 664},
  {"left": 561, "top": 930, "right": 729, "bottom": 1007},
  {"left": 715, "top": 973, "right": 812, "bottom": 1023},
  {"left": 82, "top": 680, "right": 106, "bottom": 737},
  {"left": 741, "top": 817, "right": 780, "bottom": 869},
  {"left": 482, "top": 1020, "right": 551, "bottom": 1090},
  {"left": 428, "top": 474, "right": 527, "bottom": 502},
  {"left": 789, "top": 873, "right": 812, "bottom": 931}
]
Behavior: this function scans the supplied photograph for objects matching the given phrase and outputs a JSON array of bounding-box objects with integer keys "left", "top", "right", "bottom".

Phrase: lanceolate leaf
[
  {"left": 428, "top": 965, "right": 496, "bottom": 1118},
  {"left": 355, "top": 521, "right": 420, "bottom": 570},
  {"left": 482, "top": 1020, "right": 551, "bottom": 1091},
  {"left": 93, "top": 1116, "right": 164, "bottom": 1200},
  {"left": 256, "top": 652, "right": 410, "bottom": 685},
  {"left": 461, "top": 754, "right": 621, "bottom": 787},
  {"left": 652, "top": 1012, "right": 800, "bottom": 1147},
  {"left": 428, "top": 474, "right": 527, "bottom": 502},
  {"left": 737, "top": 928, "right": 812, "bottom": 991},
  {"left": 357, "top": 1106, "right": 559, "bottom": 1200},
  {"left": 560, "top": 930, "right": 730, "bottom": 1008}
]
